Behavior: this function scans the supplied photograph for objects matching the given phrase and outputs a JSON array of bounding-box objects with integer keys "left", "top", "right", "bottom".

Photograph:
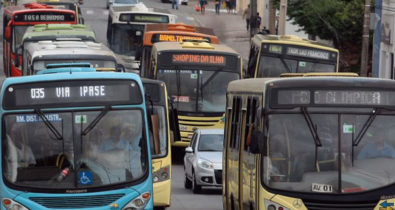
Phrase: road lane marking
[
  {"left": 86, "top": 10, "right": 94, "bottom": 15},
  {"left": 186, "top": 16, "right": 194, "bottom": 21}
]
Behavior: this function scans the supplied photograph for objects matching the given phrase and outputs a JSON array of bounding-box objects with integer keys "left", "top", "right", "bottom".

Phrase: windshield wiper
[
  {"left": 81, "top": 106, "right": 110, "bottom": 136},
  {"left": 301, "top": 107, "right": 322, "bottom": 147},
  {"left": 35, "top": 109, "right": 63, "bottom": 140},
  {"left": 280, "top": 57, "right": 292, "bottom": 73},
  {"left": 352, "top": 108, "right": 378, "bottom": 147}
]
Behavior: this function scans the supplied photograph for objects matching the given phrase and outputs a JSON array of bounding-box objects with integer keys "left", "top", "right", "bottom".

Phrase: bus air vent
[
  {"left": 303, "top": 199, "right": 377, "bottom": 210},
  {"left": 30, "top": 193, "right": 125, "bottom": 208}
]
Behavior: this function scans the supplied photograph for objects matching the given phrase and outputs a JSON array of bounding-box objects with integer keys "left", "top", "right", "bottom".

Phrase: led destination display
[
  {"left": 152, "top": 34, "right": 210, "bottom": 43},
  {"left": 4, "top": 80, "right": 142, "bottom": 109},
  {"left": 273, "top": 89, "right": 395, "bottom": 107},
  {"left": 14, "top": 12, "right": 75, "bottom": 22},
  {"left": 263, "top": 44, "right": 337, "bottom": 61},
  {"left": 119, "top": 14, "right": 169, "bottom": 23},
  {"left": 172, "top": 54, "right": 226, "bottom": 66}
]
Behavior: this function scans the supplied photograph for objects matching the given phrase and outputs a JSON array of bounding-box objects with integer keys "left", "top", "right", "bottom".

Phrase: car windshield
[
  {"left": 157, "top": 69, "right": 239, "bottom": 113},
  {"left": 257, "top": 55, "right": 336, "bottom": 77},
  {"left": 114, "top": 0, "right": 138, "bottom": 3},
  {"left": 3, "top": 110, "right": 147, "bottom": 191},
  {"left": 108, "top": 24, "right": 144, "bottom": 56},
  {"left": 32, "top": 59, "right": 116, "bottom": 72},
  {"left": 264, "top": 112, "right": 395, "bottom": 194},
  {"left": 198, "top": 134, "right": 223, "bottom": 152}
]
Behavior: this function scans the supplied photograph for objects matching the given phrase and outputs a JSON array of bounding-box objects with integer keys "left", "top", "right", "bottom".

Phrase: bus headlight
[
  {"left": 122, "top": 192, "right": 151, "bottom": 210},
  {"left": 152, "top": 165, "right": 170, "bottom": 183},
  {"left": 198, "top": 158, "right": 214, "bottom": 169},
  {"left": 2, "top": 198, "right": 29, "bottom": 210},
  {"left": 264, "top": 199, "right": 290, "bottom": 210}
]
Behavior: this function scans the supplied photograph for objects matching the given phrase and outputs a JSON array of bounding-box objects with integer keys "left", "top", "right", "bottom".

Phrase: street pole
[
  {"left": 278, "top": 0, "right": 287, "bottom": 35},
  {"left": 268, "top": 0, "right": 276, "bottom": 34},
  {"left": 360, "top": 0, "right": 371, "bottom": 76}
]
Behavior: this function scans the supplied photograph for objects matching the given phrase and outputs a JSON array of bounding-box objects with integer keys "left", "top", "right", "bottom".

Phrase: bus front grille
[
  {"left": 303, "top": 199, "right": 377, "bottom": 210},
  {"left": 29, "top": 193, "right": 124, "bottom": 208}
]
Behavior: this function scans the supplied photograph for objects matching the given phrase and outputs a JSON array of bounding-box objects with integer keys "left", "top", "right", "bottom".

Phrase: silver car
[{"left": 184, "top": 129, "right": 223, "bottom": 193}]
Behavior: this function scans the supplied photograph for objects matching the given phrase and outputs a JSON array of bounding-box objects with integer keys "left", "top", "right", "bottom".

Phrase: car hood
[{"left": 197, "top": 151, "right": 222, "bottom": 165}]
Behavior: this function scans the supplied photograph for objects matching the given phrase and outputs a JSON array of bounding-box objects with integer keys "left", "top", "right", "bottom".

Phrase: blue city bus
[{"left": 0, "top": 72, "right": 153, "bottom": 209}]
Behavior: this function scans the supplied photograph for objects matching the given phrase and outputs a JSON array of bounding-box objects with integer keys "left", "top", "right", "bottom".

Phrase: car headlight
[
  {"left": 152, "top": 165, "right": 170, "bottom": 183},
  {"left": 264, "top": 199, "right": 290, "bottom": 210},
  {"left": 198, "top": 158, "right": 214, "bottom": 169},
  {"left": 2, "top": 198, "right": 29, "bottom": 210},
  {"left": 122, "top": 192, "right": 151, "bottom": 210}
]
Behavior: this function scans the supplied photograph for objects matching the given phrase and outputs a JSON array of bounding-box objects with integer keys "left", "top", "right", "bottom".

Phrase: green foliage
[{"left": 274, "top": 0, "right": 364, "bottom": 48}]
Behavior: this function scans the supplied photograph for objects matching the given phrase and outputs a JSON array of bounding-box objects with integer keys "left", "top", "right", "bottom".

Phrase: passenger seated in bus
[
  {"left": 5, "top": 123, "right": 36, "bottom": 182},
  {"left": 99, "top": 126, "right": 132, "bottom": 152},
  {"left": 357, "top": 131, "right": 395, "bottom": 160}
]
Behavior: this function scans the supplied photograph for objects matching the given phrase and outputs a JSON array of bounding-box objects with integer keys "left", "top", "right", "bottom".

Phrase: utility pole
[
  {"left": 268, "top": 0, "right": 276, "bottom": 34},
  {"left": 360, "top": 0, "right": 371, "bottom": 76},
  {"left": 278, "top": 0, "right": 287, "bottom": 35}
]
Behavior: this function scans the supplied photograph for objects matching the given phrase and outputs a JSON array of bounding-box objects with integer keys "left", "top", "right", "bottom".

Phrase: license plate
[{"left": 312, "top": 183, "right": 333, "bottom": 193}]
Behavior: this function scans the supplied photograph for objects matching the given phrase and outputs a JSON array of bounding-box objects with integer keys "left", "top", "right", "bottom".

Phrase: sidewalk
[{"left": 186, "top": 0, "right": 250, "bottom": 66}]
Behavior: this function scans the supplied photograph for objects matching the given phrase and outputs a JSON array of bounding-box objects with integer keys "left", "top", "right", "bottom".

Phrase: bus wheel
[
  {"left": 184, "top": 174, "right": 192, "bottom": 189},
  {"left": 192, "top": 171, "right": 201, "bottom": 193}
]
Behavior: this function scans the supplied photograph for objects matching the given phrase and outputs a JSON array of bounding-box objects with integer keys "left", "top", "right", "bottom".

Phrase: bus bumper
[
  {"left": 172, "top": 141, "right": 190, "bottom": 147},
  {"left": 153, "top": 179, "right": 171, "bottom": 207}
]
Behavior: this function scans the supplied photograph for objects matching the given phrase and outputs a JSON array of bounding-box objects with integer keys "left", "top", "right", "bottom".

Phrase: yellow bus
[
  {"left": 148, "top": 41, "right": 242, "bottom": 147},
  {"left": 222, "top": 74, "right": 395, "bottom": 210},
  {"left": 247, "top": 34, "right": 339, "bottom": 78},
  {"left": 142, "top": 78, "right": 173, "bottom": 209}
]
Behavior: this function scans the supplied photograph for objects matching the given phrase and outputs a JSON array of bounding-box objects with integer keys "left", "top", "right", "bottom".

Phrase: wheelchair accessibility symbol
[{"left": 78, "top": 171, "right": 92, "bottom": 185}]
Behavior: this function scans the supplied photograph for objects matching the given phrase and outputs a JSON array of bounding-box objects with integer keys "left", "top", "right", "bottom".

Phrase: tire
[
  {"left": 192, "top": 171, "right": 201, "bottom": 193},
  {"left": 184, "top": 174, "right": 192, "bottom": 189}
]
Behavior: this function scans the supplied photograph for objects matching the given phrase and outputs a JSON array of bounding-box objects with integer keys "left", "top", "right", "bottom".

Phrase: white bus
[
  {"left": 22, "top": 40, "right": 119, "bottom": 75},
  {"left": 107, "top": 4, "right": 176, "bottom": 72}
]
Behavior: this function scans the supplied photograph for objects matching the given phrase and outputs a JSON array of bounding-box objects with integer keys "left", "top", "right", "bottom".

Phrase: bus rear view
[{"left": 0, "top": 72, "right": 153, "bottom": 209}]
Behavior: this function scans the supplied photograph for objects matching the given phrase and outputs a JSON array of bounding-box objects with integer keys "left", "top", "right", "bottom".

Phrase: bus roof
[
  {"left": 227, "top": 77, "right": 393, "bottom": 94},
  {"left": 153, "top": 41, "right": 239, "bottom": 55},
  {"left": 252, "top": 34, "right": 339, "bottom": 53},
  {"left": 25, "top": 41, "right": 116, "bottom": 59},
  {"left": 22, "top": 24, "right": 96, "bottom": 43}
]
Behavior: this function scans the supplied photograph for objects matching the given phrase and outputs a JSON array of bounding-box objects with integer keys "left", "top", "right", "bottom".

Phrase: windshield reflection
[
  {"left": 257, "top": 55, "right": 336, "bottom": 77},
  {"left": 265, "top": 113, "right": 395, "bottom": 194},
  {"left": 3, "top": 110, "right": 147, "bottom": 191},
  {"left": 157, "top": 69, "right": 239, "bottom": 113}
]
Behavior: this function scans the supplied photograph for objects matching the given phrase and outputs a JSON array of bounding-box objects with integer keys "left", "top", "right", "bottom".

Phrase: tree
[{"left": 273, "top": 0, "right": 366, "bottom": 72}]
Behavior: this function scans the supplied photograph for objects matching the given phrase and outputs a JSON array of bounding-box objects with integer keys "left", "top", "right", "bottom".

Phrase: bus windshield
[
  {"left": 109, "top": 24, "right": 144, "bottom": 56},
  {"left": 157, "top": 69, "right": 239, "bottom": 113},
  {"left": 265, "top": 111, "right": 395, "bottom": 194},
  {"left": 13, "top": 26, "right": 29, "bottom": 53},
  {"left": 257, "top": 55, "right": 336, "bottom": 77},
  {"left": 3, "top": 110, "right": 147, "bottom": 190},
  {"left": 33, "top": 59, "right": 116, "bottom": 71}
]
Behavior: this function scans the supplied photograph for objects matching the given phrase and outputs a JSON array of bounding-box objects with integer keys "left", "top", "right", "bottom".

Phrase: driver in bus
[{"left": 357, "top": 130, "right": 395, "bottom": 160}]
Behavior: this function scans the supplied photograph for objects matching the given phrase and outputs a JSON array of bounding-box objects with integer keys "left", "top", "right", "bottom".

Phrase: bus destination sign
[
  {"left": 172, "top": 54, "right": 226, "bottom": 66},
  {"left": 152, "top": 34, "right": 210, "bottom": 43},
  {"left": 119, "top": 14, "right": 169, "bottom": 23},
  {"left": 263, "top": 44, "right": 336, "bottom": 61},
  {"left": 14, "top": 12, "right": 75, "bottom": 22},
  {"left": 273, "top": 89, "right": 395, "bottom": 107},
  {"left": 4, "top": 80, "right": 142, "bottom": 109}
]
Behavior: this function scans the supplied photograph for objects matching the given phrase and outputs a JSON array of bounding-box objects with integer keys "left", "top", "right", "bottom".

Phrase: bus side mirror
[
  {"left": 169, "top": 108, "right": 181, "bottom": 142},
  {"left": 250, "top": 130, "right": 267, "bottom": 155},
  {"left": 14, "top": 46, "right": 22, "bottom": 67},
  {"left": 116, "top": 64, "right": 125, "bottom": 72},
  {"left": 5, "top": 25, "right": 11, "bottom": 40}
]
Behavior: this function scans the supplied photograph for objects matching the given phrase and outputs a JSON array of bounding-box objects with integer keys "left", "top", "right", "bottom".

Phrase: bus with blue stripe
[{"left": 0, "top": 72, "right": 153, "bottom": 209}]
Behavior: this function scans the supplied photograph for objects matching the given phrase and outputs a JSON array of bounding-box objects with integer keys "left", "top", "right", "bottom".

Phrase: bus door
[
  {"left": 226, "top": 96, "right": 242, "bottom": 210},
  {"left": 240, "top": 96, "right": 259, "bottom": 210},
  {"left": 3, "top": 15, "right": 12, "bottom": 76}
]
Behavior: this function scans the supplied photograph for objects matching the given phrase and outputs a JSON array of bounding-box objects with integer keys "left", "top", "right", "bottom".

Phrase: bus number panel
[
  {"left": 4, "top": 80, "right": 142, "bottom": 109},
  {"left": 14, "top": 12, "right": 75, "bottom": 22},
  {"left": 262, "top": 44, "right": 338, "bottom": 61}
]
